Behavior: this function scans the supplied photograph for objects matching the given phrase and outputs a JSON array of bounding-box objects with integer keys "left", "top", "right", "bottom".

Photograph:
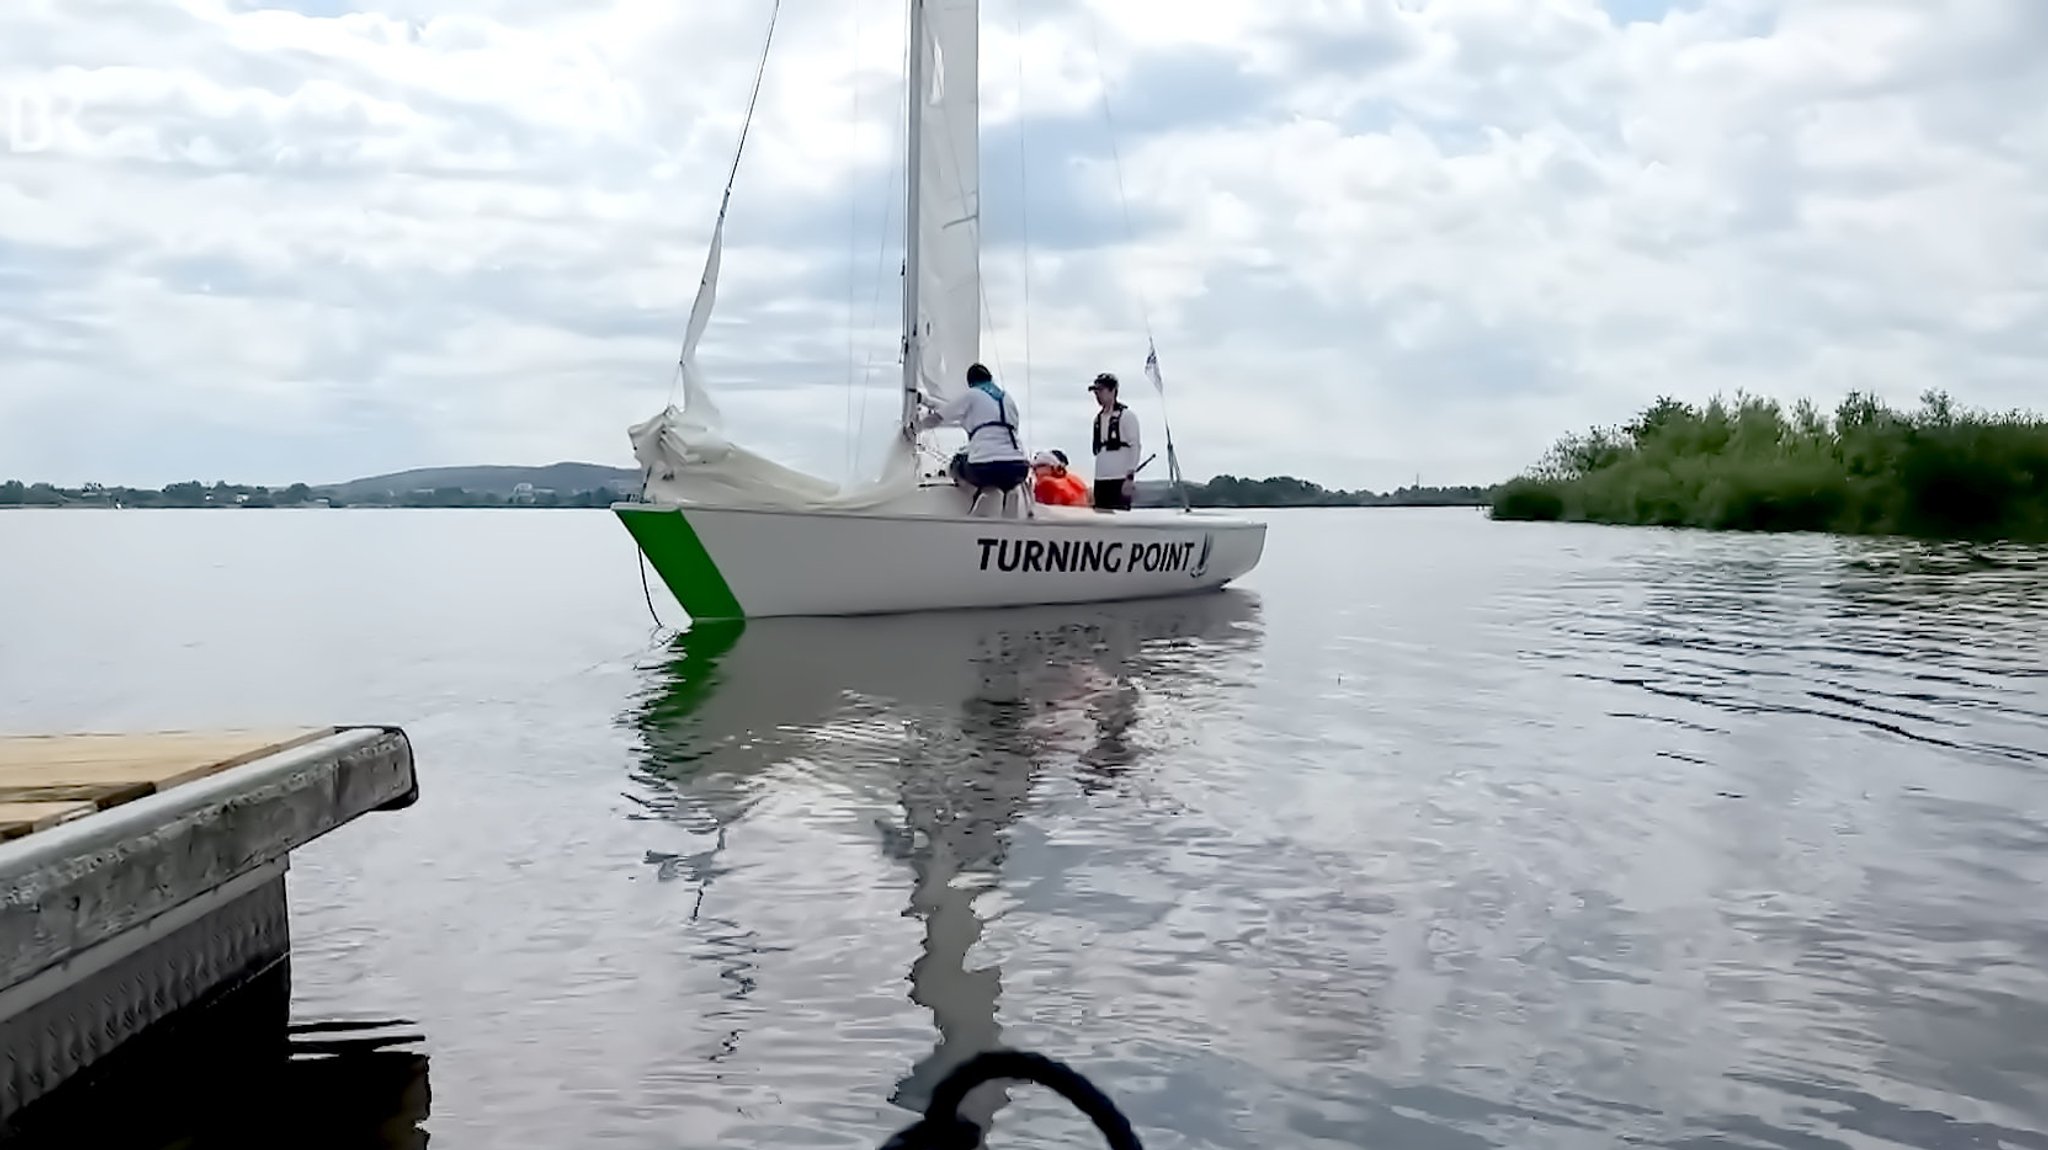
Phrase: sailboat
[{"left": 613, "top": 0, "right": 1267, "bottom": 622}]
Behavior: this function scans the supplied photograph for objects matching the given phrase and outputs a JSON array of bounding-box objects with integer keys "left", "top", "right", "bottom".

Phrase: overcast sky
[{"left": 3, "top": 0, "right": 2043, "bottom": 490}]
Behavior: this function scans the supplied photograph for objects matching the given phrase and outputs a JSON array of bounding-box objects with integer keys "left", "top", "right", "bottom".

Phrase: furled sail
[
  {"left": 630, "top": 213, "right": 918, "bottom": 510},
  {"left": 630, "top": 0, "right": 984, "bottom": 509}
]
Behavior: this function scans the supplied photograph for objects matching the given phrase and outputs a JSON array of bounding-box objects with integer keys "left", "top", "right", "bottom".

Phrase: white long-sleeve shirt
[
  {"left": 931, "top": 385, "right": 1026, "bottom": 464},
  {"left": 1092, "top": 403, "right": 1142, "bottom": 481}
]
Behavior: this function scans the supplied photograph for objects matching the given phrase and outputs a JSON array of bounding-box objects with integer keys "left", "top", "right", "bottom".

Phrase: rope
[
  {"left": 878, "top": 1049, "right": 1144, "bottom": 1150},
  {"left": 637, "top": 544, "right": 667, "bottom": 632},
  {"left": 389, "top": 635, "right": 663, "bottom": 735}
]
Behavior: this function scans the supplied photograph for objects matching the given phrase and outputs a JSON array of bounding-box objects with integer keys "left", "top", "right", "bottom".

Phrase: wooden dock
[
  {"left": 0, "top": 726, "right": 418, "bottom": 1131},
  {"left": 0, "top": 728, "right": 337, "bottom": 839}
]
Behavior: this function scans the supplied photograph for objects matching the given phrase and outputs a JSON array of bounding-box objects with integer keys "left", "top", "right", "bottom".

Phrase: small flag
[{"left": 1144, "top": 344, "right": 1164, "bottom": 393}]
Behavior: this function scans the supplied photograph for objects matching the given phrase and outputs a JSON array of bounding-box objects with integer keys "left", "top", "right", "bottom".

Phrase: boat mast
[{"left": 898, "top": 0, "right": 928, "bottom": 443}]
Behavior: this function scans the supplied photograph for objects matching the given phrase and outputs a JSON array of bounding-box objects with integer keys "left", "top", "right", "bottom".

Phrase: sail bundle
[{"left": 631, "top": 0, "right": 982, "bottom": 511}]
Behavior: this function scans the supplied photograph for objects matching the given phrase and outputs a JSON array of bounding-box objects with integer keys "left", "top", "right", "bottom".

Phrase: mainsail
[
  {"left": 910, "top": 0, "right": 981, "bottom": 413},
  {"left": 633, "top": 0, "right": 984, "bottom": 510}
]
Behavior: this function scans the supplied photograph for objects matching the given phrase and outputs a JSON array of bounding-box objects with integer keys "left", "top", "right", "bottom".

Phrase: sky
[{"left": 2, "top": 0, "right": 2045, "bottom": 491}]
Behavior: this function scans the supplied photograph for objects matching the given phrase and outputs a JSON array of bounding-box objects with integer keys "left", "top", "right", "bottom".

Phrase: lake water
[{"left": 3, "top": 507, "right": 2046, "bottom": 1149}]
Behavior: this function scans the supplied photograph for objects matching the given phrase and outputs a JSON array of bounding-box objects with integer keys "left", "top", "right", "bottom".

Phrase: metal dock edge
[{"left": 0, "top": 725, "right": 419, "bottom": 1126}]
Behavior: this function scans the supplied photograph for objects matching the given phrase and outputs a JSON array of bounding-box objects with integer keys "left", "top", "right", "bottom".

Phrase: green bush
[
  {"left": 1491, "top": 478, "right": 1566, "bottom": 521},
  {"left": 1490, "top": 390, "right": 2048, "bottom": 542}
]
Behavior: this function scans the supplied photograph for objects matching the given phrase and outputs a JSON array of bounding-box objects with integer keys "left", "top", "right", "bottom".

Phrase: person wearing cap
[
  {"left": 1031, "top": 450, "right": 1089, "bottom": 507},
  {"left": 918, "top": 362, "right": 1030, "bottom": 517},
  {"left": 1087, "top": 372, "right": 1141, "bottom": 511}
]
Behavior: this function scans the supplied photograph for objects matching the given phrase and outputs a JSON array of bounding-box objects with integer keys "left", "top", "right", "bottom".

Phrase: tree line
[
  {"left": 5, "top": 476, "right": 1492, "bottom": 510},
  {"left": 1152, "top": 476, "right": 1495, "bottom": 508}
]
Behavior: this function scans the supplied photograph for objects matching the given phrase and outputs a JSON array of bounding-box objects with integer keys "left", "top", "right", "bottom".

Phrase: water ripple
[{"left": 7, "top": 509, "right": 2048, "bottom": 1148}]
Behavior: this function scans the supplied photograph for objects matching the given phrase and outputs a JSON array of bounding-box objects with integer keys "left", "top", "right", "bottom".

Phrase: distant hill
[{"left": 320, "top": 463, "right": 639, "bottom": 500}]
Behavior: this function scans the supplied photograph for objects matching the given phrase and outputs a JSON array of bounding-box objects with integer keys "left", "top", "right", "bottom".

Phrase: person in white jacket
[
  {"left": 1087, "top": 372, "right": 1141, "bottom": 511},
  {"left": 920, "top": 363, "right": 1031, "bottom": 518}
]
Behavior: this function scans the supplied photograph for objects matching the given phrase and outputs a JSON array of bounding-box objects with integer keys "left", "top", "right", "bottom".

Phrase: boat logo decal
[
  {"left": 975, "top": 535, "right": 1209, "bottom": 576},
  {"left": 1189, "top": 533, "right": 1213, "bottom": 579}
]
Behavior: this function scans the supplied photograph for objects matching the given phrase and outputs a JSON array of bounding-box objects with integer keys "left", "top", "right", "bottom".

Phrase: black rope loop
[{"left": 880, "top": 1049, "right": 1143, "bottom": 1150}]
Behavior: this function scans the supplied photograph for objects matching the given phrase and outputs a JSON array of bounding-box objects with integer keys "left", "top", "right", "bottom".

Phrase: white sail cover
[
  {"left": 630, "top": 215, "right": 918, "bottom": 510},
  {"left": 913, "top": 0, "right": 982, "bottom": 409}
]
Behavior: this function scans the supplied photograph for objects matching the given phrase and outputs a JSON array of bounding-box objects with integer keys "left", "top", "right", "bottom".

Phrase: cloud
[{"left": 2, "top": 0, "right": 2045, "bottom": 489}]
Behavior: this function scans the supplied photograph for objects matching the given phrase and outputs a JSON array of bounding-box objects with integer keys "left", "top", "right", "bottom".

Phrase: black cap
[
  {"left": 966, "top": 363, "right": 992, "bottom": 384},
  {"left": 1089, "top": 372, "right": 1118, "bottom": 391}
]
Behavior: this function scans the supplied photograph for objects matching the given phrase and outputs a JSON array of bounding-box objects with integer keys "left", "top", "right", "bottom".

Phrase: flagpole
[{"left": 1143, "top": 341, "right": 1192, "bottom": 512}]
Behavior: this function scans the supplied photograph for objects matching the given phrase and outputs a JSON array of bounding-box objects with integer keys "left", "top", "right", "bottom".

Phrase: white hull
[{"left": 616, "top": 495, "right": 1265, "bottom": 621}]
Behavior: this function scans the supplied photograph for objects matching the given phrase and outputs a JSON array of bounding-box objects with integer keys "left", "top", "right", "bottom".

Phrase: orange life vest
[{"left": 1034, "top": 470, "right": 1089, "bottom": 507}]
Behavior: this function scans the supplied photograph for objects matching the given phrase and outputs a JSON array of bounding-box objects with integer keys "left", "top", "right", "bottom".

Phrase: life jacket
[
  {"left": 967, "top": 381, "right": 1020, "bottom": 450},
  {"left": 1035, "top": 470, "right": 1089, "bottom": 506},
  {"left": 1092, "top": 403, "right": 1129, "bottom": 455}
]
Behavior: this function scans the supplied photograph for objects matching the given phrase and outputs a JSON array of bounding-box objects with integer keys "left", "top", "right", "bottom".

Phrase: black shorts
[
  {"left": 1092, "top": 478, "right": 1132, "bottom": 511},
  {"left": 962, "top": 458, "right": 1029, "bottom": 492}
]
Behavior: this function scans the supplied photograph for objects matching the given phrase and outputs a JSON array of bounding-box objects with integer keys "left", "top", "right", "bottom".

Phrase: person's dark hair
[
  {"left": 966, "top": 363, "right": 993, "bottom": 384},
  {"left": 1051, "top": 449, "right": 1069, "bottom": 466}
]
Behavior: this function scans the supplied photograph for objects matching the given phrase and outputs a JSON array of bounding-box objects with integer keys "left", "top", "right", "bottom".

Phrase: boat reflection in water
[{"left": 623, "top": 590, "right": 1263, "bottom": 1132}]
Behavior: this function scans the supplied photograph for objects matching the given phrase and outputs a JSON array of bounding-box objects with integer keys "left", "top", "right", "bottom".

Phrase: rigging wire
[
  {"left": 1083, "top": 7, "right": 1190, "bottom": 505},
  {"left": 722, "top": 0, "right": 784, "bottom": 222},
  {"left": 1082, "top": 9, "right": 1149, "bottom": 342},
  {"left": 852, "top": 0, "right": 915, "bottom": 472},
  {"left": 1013, "top": 0, "right": 1034, "bottom": 445},
  {"left": 844, "top": 0, "right": 865, "bottom": 477},
  {"left": 667, "top": 0, "right": 787, "bottom": 407}
]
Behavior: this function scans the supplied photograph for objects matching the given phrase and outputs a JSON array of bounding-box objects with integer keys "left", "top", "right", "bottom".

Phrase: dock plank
[
  {"left": 0, "top": 728, "right": 336, "bottom": 820},
  {"left": 0, "top": 801, "right": 97, "bottom": 841}
]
